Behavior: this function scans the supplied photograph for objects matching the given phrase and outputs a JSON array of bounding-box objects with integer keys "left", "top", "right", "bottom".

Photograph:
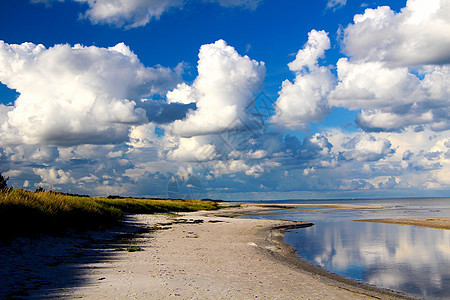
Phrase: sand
[
  {"left": 4, "top": 204, "right": 412, "bottom": 299},
  {"left": 355, "top": 217, "right": 450, "bottom": 230}
]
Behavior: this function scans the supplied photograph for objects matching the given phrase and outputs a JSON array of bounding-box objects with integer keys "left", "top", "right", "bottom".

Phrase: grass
[
  {"left": 0, "top": 188, "right": 220, "bottom": 239},
  {"left": 95, "top": 196, "right": 220, "bottom": 214},
  {"left": 115, "top": 246, "right": 144, "bottom": 252},
  {"left": 125, "top": 246, "right": 143, "bottom": 252}
]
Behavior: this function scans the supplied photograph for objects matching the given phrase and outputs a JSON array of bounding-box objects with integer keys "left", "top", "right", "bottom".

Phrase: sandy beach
[{"left": 2, "top": 203, "right": 414, "bottom": 299}]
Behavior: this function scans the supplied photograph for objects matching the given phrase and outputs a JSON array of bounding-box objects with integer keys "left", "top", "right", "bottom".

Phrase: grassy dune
[
  {"left": 96, "top": 197, "right": 220, "bottom": 214},
  {"left": 0, "top": 188, "right": 220, "bottom": 239}
]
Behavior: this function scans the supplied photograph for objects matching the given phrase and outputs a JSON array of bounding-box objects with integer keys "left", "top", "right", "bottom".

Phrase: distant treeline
[{"left": 35, "top": 187, "right": 92, "bottom": 198}]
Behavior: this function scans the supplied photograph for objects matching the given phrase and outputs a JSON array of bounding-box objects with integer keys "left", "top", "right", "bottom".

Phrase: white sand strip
[{"left": 41, "top": 205, "right": 410, "bottom": 299}]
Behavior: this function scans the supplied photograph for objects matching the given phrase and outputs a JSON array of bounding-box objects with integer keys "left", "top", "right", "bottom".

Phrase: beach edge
[{"left": 227, "top": 203, "right": 415, "bottom": 300}]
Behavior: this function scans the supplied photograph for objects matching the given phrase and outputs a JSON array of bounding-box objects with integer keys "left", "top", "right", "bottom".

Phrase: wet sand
[
  {"left": 355, "top": 217, "right": 450, "bottom": 230},
  {"left": 29, "top": 204, "right": 412, "bottom": 299}
]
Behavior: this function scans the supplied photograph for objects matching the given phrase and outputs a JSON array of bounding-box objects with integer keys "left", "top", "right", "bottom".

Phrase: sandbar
[{"left": 355, "top": 218, "right": 450, "bottom": 230}]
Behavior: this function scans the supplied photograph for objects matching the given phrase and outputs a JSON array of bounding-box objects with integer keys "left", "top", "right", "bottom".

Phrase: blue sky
[{"left": 0, "top": 0, "right": 449, "bottom": 200}]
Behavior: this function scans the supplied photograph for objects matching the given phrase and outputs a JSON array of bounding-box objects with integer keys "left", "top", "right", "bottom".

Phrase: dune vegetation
[{"left": 0, "top": 188, "right": 220, "bottom": 239}]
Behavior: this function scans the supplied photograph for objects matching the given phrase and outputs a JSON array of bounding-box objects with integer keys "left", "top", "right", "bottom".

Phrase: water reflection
[
  {"left": 285, "top": 222, "right": 450, "bottom": 299},
  {"left": 244, "top": 199, "right": 450, "bottom": 299}
]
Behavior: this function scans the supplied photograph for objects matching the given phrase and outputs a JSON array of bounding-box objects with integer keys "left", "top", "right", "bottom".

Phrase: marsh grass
[{"left": 0, "top": 188, "right": 220, "bottom": 239}]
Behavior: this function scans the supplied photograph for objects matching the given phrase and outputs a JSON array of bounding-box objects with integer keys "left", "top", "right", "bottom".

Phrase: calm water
[{"left": 244, "top": 198, "right": 450, "bottom": 299}]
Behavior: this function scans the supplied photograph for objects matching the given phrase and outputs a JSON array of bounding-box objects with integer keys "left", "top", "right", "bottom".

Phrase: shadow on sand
[{"left": 0, "top": 216, "right": 152, "bottom": 298}]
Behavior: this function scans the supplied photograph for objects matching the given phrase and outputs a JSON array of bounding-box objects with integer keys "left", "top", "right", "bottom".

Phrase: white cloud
[
  {"left": 330, "top": 58, "right": 424, "bottom": 110},
  {"left": 356, "top": 109, "right": 434, "bottom": 132},
  {"left": 32, "top": 0, "right": 183, "bottom": 29},
  {"left": 168, "top": 39, "right": 266, "bottom": 136},
  {"left": 330, "top": 60, "right": 449, "bottom": 131},
  {"left": 30, "top": 0, "right": 64, "bottom": 5},
  {"left": 245, "top": 160, "right": 280, "bottom": 178},
  {"left": 324, "top": 127, "right": 450, "bottom": 193},
  {"left": 204, "top": 0, "right": 262, "bottom": 10},
  {"left": 33, "top": 167, "right": 76, "bottom": 187},
  {"left": 303, "top": 167, "right": 316, "bottom": 176},
  {"left": 77, "top": 0, "right": 183, "bottom": 29},
  {"left": 2, "top": 1, "right": 447, "bottom": 199},
  {"left": 271, "top": 30, "right": 334, "bottom": 129},
  {"left": 427, "top": 138, "right": 450, "bottom": 187},
  {"left": 326, "top": 0, "right": 347, "bottom": 11},
  {"left": 209, "top": 158, "right": 279, "bottom": 178},
  {"left": 166, "top": 136, "right": 218, "bottom": 162},
  {"left": 127, "top": 123, "right": 159, "bottom": 148},
  {"left": 343, "top": 0, "right": 450, "bottom": 66},
  {"left": 288, "top": 30, "right": 331, "bottom": 72},
  {"left": 341, "top": 133, "right": 394, "bottom": 162},
  {"left": 32, "top": 0, "right": 263, "bottom": 28},
  {"left": 2, "top": 145, "right": 59, "bottom": 164},
  {"left": 0, "top": 41, "right": 181, "bottom": 146}
]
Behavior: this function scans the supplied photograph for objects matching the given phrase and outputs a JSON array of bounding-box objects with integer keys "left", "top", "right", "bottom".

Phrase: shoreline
[
  {"left": 227, "top": 204, "right": 414, "bottom": 299},
  {"left": 261, "top": 220, "right": 412, "bottom": 299},
  {"left": 354, "top": 217, "right": 450, "bottom": 230},
  {"left": 2, "top": 203, "right": 427, "bottom": 299},
  {"left": 37, "top": 203, "right": 414, "bottom": 299}
]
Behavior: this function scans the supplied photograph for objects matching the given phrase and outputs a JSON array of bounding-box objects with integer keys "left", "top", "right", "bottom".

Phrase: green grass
[
  {"left": 114, "top": 245, "right": 144, "bottom": 252},
  {"left": 0, "top": 188, "right": 220, "bottom": 239},
  {"left": 95, "top": 197, "right": 220, "bottom": 214},
  {"left": 125, "top": 246, "right": 143, "bottom": 252}
]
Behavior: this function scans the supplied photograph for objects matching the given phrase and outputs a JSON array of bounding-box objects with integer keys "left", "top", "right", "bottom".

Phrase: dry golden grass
[{"left": 0, "top": 188, "right": 219, "bottom": 239}]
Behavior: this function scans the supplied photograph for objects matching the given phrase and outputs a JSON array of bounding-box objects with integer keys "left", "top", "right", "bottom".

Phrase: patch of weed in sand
[
  {"left": 115, "top": 246, "right": 144, "bottom": 252},
  {"left": 126, "top": 246, "right": 143, "bottom": 252}
]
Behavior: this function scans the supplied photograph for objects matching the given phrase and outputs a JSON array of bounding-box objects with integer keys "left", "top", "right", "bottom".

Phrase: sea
[{"left": 243, "top": 198, "right": 450, "bottom": 300}]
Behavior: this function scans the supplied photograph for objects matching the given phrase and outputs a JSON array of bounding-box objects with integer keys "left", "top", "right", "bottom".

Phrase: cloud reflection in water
[{"left": 285, "top": 221, "right": 450, "bottom": 299}]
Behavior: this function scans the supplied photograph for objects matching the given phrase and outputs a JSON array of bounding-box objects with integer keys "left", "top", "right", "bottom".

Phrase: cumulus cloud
[
  {"left": 341, "top": 133, "right": 394, "bottom": 162},
  {"left": 127, "top": 123, "right": 160, "bottom": 148},
  {"left": 32, "top": 0, "right": 263, "bottom": 28},
  {"left": 330, "top": 58, "right": 424, "bottom": 110},
  {"left": 342, "top": 0, "right": 450, "bottom": 66},
  {"left": 288, "top": 29, "right": 331, "bottom": 72},
  {"left": 31, "top": 0, "right": 183, "bottom": 28},
  {"left": 33, "top": 167, "right": 76, "bottom": 188},
  {"left": 331, "top": 0, "right": 450, "bottom": 132},
  {"left": 271, "top": 30, "right": 334, "bottom": 129},
  {"left": 285, "top": 133, "right": 333, "bottom": 161},
  {"left": 210, "top": 158, "right": 279, "bottom": 178},
  {"left": 167, "top": 39, "right": 266, "bottom": 136},
  {"left": 0, "top": 41, "right": 181, "bottom": 146},
  {"left": 77, "top": 0, "right": 183, "bottom": 29},
  {"left": 378, "top": 176, "right": 399, "bottom": 189},
  {"left": 2, "top": 1, "right": 448, "bottom": 199},
  {"left": 166, "top": 136, "right": 218, "bottom": 162},
  {"left": 3, "top": 145, "right": 59, "bottom": 164},
  {"left": 330, "top": 59, "right": 449, "bottom": 132},
  {"left": 427, "top": 138, "right": 450, "bottom": 187}
]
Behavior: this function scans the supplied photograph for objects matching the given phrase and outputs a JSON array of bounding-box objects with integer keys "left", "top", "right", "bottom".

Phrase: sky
[{"left": 0, "top": 0, "right": 449, "bottom": 200}]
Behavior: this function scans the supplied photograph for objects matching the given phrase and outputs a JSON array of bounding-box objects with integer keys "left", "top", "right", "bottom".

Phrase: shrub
[{"left": 0, "top": 173, "right": 8, "bottom": 190}]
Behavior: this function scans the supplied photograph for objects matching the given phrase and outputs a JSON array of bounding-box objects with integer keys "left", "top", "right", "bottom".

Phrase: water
[{"left": 244, "top": 198, "right": 450, "bottom": 299}]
